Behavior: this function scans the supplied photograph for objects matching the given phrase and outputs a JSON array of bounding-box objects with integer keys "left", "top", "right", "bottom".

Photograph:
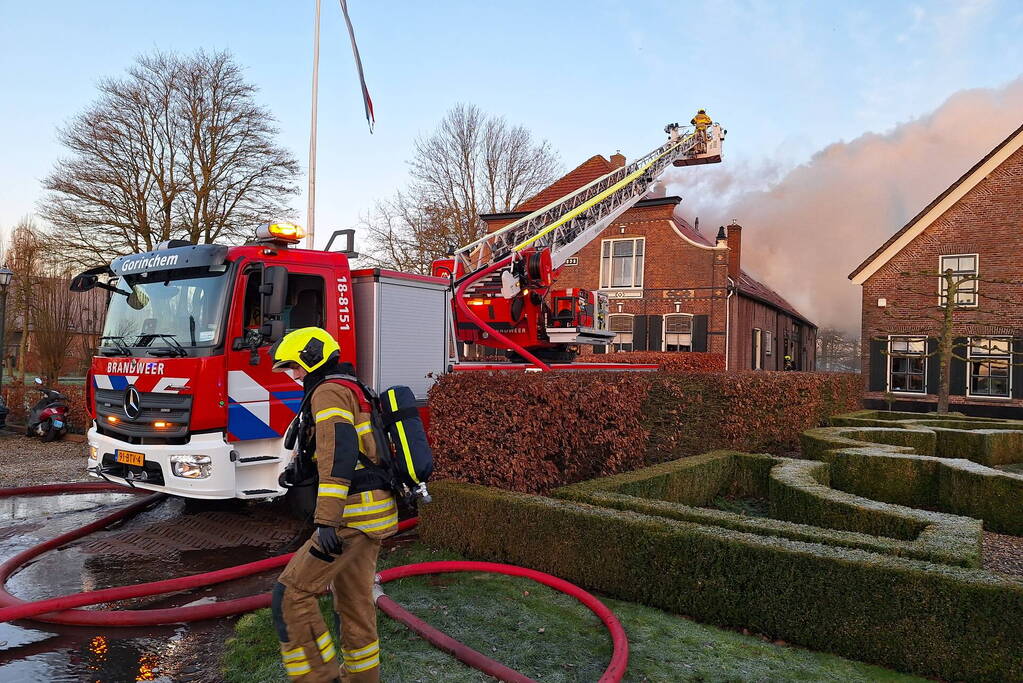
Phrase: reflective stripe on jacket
[{"left": 310, "top": 381, "right": 396, "bottom": 538}]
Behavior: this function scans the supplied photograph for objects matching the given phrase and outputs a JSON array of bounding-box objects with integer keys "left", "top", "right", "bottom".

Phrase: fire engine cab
[
  {"left": 72, "top": 119, "right": 724, "bottom": 501},
  {"left": 72, "top": 224, "right": 451, "bottom": 500}
]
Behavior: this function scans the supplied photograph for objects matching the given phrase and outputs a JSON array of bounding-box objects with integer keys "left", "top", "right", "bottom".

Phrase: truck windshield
[{"left": 101, "top": 270, "right": 231, "bottom": 353}]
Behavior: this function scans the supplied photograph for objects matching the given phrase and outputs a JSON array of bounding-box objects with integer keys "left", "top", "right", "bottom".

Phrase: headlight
[
  {"left": 88, "top": 446, "right": 98, "bottom": 461},
  {"left": 170, "top": 454, "right": 212, "bottom": 479}
]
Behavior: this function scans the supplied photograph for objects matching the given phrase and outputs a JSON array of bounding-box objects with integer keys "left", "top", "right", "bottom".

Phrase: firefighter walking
[{"left": 270, "top": 327, "right": 397, "bottom": 682}]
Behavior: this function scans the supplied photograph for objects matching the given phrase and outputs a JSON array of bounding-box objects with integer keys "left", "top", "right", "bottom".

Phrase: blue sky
[{"left": 1, "top": 0, "right": 1021, "bottom": 251}]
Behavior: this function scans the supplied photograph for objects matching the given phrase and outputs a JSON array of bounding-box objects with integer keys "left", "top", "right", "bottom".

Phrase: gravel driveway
[{"left": 0, "top": 432, "right": 89, "bottom": 487}]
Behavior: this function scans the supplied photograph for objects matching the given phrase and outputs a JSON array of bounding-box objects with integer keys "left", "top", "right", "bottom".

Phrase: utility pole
[{"left": 306, "top": 0, "right": 321, "bottom": 249}]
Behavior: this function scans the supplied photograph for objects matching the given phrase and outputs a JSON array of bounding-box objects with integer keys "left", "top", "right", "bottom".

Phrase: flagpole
[{"left": 306, "top": 0, "right": 321, "bottom": 248}]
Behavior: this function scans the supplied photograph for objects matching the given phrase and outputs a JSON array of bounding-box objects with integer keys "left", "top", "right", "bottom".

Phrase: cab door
[{"left": 225, "top": 261, "right": 330, "bottom": 441}]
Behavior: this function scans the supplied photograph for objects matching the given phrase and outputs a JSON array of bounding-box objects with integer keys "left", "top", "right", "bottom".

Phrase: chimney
[
  {"left": 610, "top": 150, "right": 626, "bottom": 169},
  {"left": 715, "top": 225, "right": 727, "bottom": 247},
  {"left": 726, "top": 222, "right": 742, "bottom": 279}
]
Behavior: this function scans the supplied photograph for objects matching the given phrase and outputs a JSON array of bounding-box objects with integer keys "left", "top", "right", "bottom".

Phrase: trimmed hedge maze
[
  {"left": 805, "top": 411, "right": 1023, "bottom": 535},
  {"left": 556, "top": 451, "right": 981, "bottom": 567},
  {"left": 420, "top": 448, "right": 1023, "bottom": 681}
]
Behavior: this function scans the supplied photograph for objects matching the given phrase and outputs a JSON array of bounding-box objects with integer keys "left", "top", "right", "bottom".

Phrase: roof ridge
[
  {"left": 849, "top": 120, "right": 1023, "bottom": 282},
  {"left": 514, "top": 154, "right": 615, "bottom": 212}
]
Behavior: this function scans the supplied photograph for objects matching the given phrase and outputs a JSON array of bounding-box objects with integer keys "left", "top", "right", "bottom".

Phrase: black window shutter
[
  {"left": 1013, "top": 339, "right": 1023, "bottom": 399},
  {"left": 633, "top": 315, "right": 648, "bottom": 351},
  {"left": 593, "top": 344, "right": 606, "bottom": 355},
  {"left": 868, "top": 340, "right": 887, "bottom": 391},
  {"left": 926, "top": 338, "right": 940, "bottom": 395},
  {"left": 648, "top": 316, "right": 663, "bottom": 352},
  {"left": 692, "top": 315, "right": 709, "bottom": 352},
  {"left": 950, "top": 337, "right": 968, "bottom": 396}
]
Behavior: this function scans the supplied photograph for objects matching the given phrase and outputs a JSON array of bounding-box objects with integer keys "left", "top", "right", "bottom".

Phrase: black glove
[{"left": 315, "top": 525, "right": 343, "bottom": 555}]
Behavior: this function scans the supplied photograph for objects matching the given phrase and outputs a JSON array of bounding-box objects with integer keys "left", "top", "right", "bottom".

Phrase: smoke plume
[{"left": 666, "top": 78, "right": 1023, "bottom": 334}]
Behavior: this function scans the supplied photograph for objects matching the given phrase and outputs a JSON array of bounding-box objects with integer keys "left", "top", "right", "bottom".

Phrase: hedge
[
  {"left": 1, "top": 382, "right": 88, "bottom": 433},
  {"left": 420, "top": 480, "right": 1023, "bottom": 682},
  {"left": 802, "top": 426, "right": 1023, "bottom": 535},
  {"left": 592, "top": 351, "right": 725, "bottom": 372},
  {"left": 429, "top": 371, "right": 862, "bottom": 492},
  {"left": 555, "top": 451, "right": 980, "bottom": 567},
  {"left": 428, "top": 371, "right": 650, "bottom": 492}
]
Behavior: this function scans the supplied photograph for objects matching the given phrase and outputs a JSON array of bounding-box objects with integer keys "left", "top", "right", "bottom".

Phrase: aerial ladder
[{"left": 432, "top": 120, "right": 725, "bottom": 371}]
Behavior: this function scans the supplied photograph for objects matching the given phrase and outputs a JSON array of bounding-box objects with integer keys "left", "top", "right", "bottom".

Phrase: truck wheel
[{"left": 285, "top": 484, "right": 317, "bottom": 522}]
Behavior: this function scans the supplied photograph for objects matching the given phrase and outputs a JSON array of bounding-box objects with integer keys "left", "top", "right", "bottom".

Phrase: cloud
[{"left": 665, "top": 76, "right": 1023, "bottom": 333}]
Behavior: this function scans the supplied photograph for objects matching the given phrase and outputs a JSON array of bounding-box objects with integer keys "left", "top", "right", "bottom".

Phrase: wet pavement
[{"left": 0, "top": 491, "right": 309, "bottom": 682}]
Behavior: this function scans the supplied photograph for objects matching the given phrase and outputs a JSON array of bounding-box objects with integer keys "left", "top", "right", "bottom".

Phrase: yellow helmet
[{"left": 270, "top": 327, "right": 340, "bottom": 373}]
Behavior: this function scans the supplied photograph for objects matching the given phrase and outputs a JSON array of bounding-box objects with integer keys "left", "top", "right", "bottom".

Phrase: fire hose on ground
[{"left": 0, "top": 482, "right": 628, "bottom": 683}]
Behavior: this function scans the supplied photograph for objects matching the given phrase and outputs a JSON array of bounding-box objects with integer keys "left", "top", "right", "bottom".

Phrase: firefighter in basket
[
  {"left": 269, "top": 327, "right": 396, "bottom": 682},
  {"left": 691, "top": 108, "right": 712, "bottom": 151}
]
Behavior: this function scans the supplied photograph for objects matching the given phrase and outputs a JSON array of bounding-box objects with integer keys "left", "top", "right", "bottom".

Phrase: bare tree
[
  {"left": 876, "top": 269, "right": 1023, "bottom": 413},
  {"left": 4, "top": 218, "right": 45, "bottom": 382},
  {"left": 33, "top": 270, "right": 83, "bottom": 384},
  {"left": 364, "top": 104, "right": 560, "bottom": 272},
  {"left": 816, "top": 327, "right": 861, "bottom": 372},
  {"left": 358, "top": 193, "right": 457, "bottom": 274},
  {"left": 40, "top": 49, "right": 299, "bottom": 265}
]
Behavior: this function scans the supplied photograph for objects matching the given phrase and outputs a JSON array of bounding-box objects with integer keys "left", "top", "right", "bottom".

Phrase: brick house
[
  {"left": 849, "top": 123, "right": 1023, "bottom": 417},
  {"left": 481, "top": 153, "right": 817, "bottom": 370}
]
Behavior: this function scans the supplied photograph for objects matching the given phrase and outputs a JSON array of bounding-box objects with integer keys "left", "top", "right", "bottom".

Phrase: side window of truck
[{"left": 283, "top": 274, "right": 326, "bottom": 332}]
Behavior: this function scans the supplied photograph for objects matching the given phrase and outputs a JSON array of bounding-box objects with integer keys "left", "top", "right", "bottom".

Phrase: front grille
[{"left": 95, "top": 388, "right": 192, "bottom": 444}]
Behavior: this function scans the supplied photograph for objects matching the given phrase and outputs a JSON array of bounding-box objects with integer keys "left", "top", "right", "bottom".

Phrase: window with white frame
[
  {"left": 939, "top": 254, "right": 978, "bottom": 307},
  {"left": 663, "top": 314, "right": 693, "bottom": 352},
  {"left": 600, "top": 238, "right": 645, "bottom": 289},
  {"left": 606, "top": 314, "right": 634, "bottom": 352},
  {"left": 968, "top": 337, "right": 1011, "bottom": 398},
  {"left": 752, "top": 328, "right": 763, "bottom": 370},
  {"left": 764, "top": 330, "right": 773, "bottom": 357},
  {"left": 888, "top": 336, "right": 927, "bottom": 393}
]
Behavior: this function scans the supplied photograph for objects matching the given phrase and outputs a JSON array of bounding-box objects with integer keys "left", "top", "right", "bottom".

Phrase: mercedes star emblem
[{"left": 124, "top": 386, "right": 142, "bottom": 419}]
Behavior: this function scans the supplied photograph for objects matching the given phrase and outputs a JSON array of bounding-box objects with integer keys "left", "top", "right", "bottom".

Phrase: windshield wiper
[
  {"left": 99, "top": 336, "right": 133, "bottom": 357},
  {"left": 138, "top": 333, "right": 188, "bottom": 357}
]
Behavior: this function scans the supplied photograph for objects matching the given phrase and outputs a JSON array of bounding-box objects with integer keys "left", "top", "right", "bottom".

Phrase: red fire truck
[{"left": 72, "top": 121, "right": 723, "bottom": 500}]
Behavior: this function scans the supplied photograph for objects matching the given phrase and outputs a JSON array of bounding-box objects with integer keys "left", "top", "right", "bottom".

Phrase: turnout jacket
[{"left": 310, "top": 380, "right": 397, "bottom": 540}]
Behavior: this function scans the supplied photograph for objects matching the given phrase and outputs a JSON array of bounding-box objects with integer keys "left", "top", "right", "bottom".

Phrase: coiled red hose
[{"left": 0, "top": 482, "right": 628, "bottom": 681}]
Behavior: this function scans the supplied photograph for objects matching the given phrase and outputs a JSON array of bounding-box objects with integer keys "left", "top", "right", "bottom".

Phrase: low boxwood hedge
[
  {"left": 802, "top": 426, "right": 1023, "bottom": 535},
  {"left": 556, "top": 451, "right": 980, "bottom": 567},
  {"left": 420, "top": 481, "right": 1023, "bottom": 682}
]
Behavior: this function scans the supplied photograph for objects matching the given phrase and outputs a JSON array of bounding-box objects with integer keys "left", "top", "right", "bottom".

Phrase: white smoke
[{"left": 665, "top": 77, "right": 1023, "bottom": 334}]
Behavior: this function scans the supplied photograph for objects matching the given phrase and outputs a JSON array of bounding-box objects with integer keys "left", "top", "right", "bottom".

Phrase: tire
[{"left": 41, "top": 420, "right": 56, "bottom": 442}]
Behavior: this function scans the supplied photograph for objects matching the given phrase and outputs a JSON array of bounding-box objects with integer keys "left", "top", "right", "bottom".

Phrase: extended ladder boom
[{"left": 455, "top": 122, "right": 724, "bottom": 277}]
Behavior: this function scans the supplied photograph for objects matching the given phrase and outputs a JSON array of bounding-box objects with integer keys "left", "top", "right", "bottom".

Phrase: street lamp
[{"left": 0, "top": 265, "right": 13, "bottom": 425}]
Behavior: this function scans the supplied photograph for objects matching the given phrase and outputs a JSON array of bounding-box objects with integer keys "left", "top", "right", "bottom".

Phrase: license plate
[
  {"left": 51, "top": 420, "right": 64, "bottom": 429},
  {"left": 116, "top": 449, "right": 145, "bottom": 467}
]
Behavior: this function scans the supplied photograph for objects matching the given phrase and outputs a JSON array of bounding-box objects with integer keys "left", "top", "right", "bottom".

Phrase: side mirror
[
  {"left": 69, "top": 273, "right": 98, "bottom": 292},
  {"left": 261, "top": 266, "right": 287, "bottom": 317},
  {"left": 34, "top": 377, "right": 43, "bottom": 385},
  {"left": 260, "top": 319, "right": 285, "bottom": 343}
]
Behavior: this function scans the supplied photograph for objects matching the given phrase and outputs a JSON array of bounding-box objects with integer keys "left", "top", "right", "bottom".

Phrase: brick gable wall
[{"left": 861, "top": 144, "right": 1023, "bottom": 414}]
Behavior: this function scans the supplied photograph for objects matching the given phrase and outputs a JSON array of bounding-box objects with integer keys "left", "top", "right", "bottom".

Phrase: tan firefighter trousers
[{"left": 273, "top": 528, "right": 382, "bottom": 682}]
